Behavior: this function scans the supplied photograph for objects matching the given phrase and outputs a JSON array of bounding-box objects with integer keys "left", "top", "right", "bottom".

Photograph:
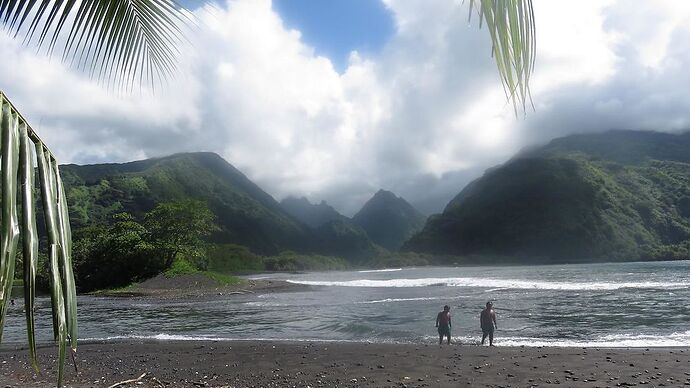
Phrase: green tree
[
  {"left": 72, "top": 213, "right": 160, "bottom": 292},
  {"left": 145, "top": 200, "right": 218, "bottom": 269}
]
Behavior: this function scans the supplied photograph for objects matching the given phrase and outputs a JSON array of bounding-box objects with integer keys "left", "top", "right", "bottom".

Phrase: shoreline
[
  {"left": 2, "top": 340, "right": 689, "bottom": 387},
  {"left": 89, "top": 275, "right": 311, "bottom": 299}
]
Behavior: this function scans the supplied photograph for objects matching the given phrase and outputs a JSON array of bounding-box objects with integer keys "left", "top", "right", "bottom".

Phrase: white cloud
[{"left": 3, "top": 0, "right": 690, "bottom": 215}]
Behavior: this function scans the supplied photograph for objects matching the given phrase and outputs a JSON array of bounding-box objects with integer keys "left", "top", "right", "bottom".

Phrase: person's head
[
  {"left": 443, "top": 305, "right": 450, "bottom": 312},
  {"left": 486, "top": 301, "right": 493, "bottom": 308}
]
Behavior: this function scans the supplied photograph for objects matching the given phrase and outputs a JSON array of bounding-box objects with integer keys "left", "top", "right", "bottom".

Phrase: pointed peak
[{"left": 372, "top": 189, "right": 397, "bottom": 200}]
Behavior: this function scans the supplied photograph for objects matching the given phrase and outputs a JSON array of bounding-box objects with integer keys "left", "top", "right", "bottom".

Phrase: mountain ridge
[
  {"left": 405, "top": 130, "right": 690, "bottom": 263},
  {"left": 62, "top": 152, "right": 376, "bottom": 259}
]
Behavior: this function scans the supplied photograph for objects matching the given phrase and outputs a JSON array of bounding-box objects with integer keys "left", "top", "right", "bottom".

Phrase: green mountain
[
  {"left": 405, "top": 130, "right": 690, "bottom": 263},
  {"left": 62, "top": 152, "right": 375, "bottom": 259},
  {"left": 280, "top": 196, "right": 347, "bottom": 228},
  {"left": 352, "top": 190, "right": 426, "bottom": 250},
  {"left": 279, "top": 196, "right": 378, "bottom": 261}
]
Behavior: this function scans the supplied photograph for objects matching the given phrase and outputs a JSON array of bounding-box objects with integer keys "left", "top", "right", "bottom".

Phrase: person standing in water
[
  {"left": 480, "top": 301, "right": 497, "bottom": 346},
  {"left": 435, "top": 305, "right": 452, "bottom": 345}
]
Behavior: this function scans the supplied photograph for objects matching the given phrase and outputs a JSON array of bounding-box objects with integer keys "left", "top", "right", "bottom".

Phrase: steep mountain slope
[
  {"left": 405, "top": 131, "right": 690, "bottom": 263},
  {"left": 352, "top": 190, "right": 426, "bottom": 250},
  {"left": 280, "top": 196, "right": 347, "bottom": 227},
  {"left": 62, "top": 152, "right": 312, "bottom": 255}
]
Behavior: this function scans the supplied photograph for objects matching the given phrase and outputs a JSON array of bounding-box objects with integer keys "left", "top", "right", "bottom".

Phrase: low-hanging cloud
[{"left": 3, "top": 0, "right": 690, "bottom": 216}]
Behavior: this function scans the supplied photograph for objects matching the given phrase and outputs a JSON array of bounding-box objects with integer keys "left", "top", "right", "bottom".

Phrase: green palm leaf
[
  {"left": 469, "top": 0, "right": 536, "bottom": 114},
  {"left": 0, "top": 0, "right": 188, "bottom": 88},
  {"left": 0, "top": 103, "right": 21, "bottom": 343},
  {"left": 19, "top": 121, "right": 40, "bottom": 372},
  {"left": 36, "top": 142, "right": 69, "bottom": 387},
  {"left": 1, "top": 91, "right": 75, "bottom": 387}
]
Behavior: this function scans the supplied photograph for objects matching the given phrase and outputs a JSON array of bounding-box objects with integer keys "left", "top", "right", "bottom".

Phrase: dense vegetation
[
  {"left": 71, "top": 200, "right": 217, "bottom": 292},
  {"left": 61, "top": 152, "right": 377, "bottom": 261},
  {"left": 54, "top": 153, "right": 425, "bottom": 291},
  {"left": 405, "top": 130, "right": 690, "bottom": 263},
  {"left": 61, "top": 152, "right": 312, "bottom": 256}
]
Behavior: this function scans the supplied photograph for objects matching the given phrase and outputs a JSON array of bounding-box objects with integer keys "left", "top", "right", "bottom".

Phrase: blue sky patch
[{"left": 272, "top": 0, "right": 395, "bottom": 72}]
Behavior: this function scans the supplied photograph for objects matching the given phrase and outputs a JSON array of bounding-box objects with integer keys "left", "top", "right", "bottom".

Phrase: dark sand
[{"left": 1, "top": 341, "right": 689, "bottom": 387}]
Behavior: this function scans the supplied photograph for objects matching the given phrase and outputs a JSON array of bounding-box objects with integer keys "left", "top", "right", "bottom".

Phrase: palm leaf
[
  {"left": 53, "top": 160, "right": 78, "bottom": 350},
  {"left": 0, "top": 103, "right": 21, "bottom": 343},
  {"left": 468, "top": 0, "right": 536, "bottom": 115},
  {"left": 36, "top": 143, "right": 68, "bottom": 387},
  {"left": 19, "top": 121, "right": 40, "bottom": 372},
  {"left": 0, "top": 0, "right": 188, "bottom": 88}
]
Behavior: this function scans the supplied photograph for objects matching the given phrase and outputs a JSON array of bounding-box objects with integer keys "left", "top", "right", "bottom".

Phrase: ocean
[{"left": 2, "top": 261, "right": 689, "bottom": 347}]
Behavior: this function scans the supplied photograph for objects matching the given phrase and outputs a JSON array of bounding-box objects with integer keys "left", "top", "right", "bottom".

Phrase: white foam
[
  {"left": 495, "top": 331, "right": 690, "bottom": 347},
  {"left": 287, "top": 277, "right": 690, "bottom": 291},
  {"left": 244, "top": 301, "right": 286, "bottom": 307},
  {"left": 80, "top": 334, "right": 369, "bottom": 343},
  {"left": 81, "top": 331, "right": 690, "bottom": 348},
  {"left": 358, "top": 268, "right": 403, "bottom": 273},
  {"left": 359, "top": 297, "right": 440, "bottom": 304}
]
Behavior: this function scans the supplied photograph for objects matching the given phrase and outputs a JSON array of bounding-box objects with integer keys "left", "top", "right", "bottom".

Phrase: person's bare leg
[
  {"left": 447, "top": 334, "right": 451, "bottom": 345},
  {"left": 439, "top": 334, "right": 443, "bottom": 345},
  {"left": 481, "top": 332, "right": 487, "bottom": 345},
  {"left": 489, "top": 331, "right": 494, "bottom": 346}
]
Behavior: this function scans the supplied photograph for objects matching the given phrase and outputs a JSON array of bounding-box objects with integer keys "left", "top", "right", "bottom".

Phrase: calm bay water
[{"left": 2, "top": 261, "right": 689, "bottom": 347}]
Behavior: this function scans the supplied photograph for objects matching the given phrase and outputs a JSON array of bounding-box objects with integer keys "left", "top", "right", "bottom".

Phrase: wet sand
[{"left": 1, "top": 341, "right": 689, "bottom": 387}]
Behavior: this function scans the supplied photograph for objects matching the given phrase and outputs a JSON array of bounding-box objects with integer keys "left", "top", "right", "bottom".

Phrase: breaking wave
[
  {"left": 286, "top": 277, "right": 690, "bottom": 291},
  {"left": 82, "top": 331, "right": 690, "bottom": 347},
  {"left": 358, "top": 297, "right": 440, "bottom": 304}
]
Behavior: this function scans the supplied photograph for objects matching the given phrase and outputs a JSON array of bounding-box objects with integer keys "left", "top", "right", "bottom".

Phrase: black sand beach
[{"left": 2, "top": 341, "right": 689, "bottom": 387}]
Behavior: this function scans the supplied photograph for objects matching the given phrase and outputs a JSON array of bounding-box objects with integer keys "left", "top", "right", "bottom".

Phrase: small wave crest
[
  {"left": 495, "top": 331, "right": 690, "bottom": 347},
  {"left": 358, "top": 268, "right": 403, "bottom": 273},
  {"left": 359, "top": 297, "right": 440, "bottom": 304},
  {"left": 80, "top": 334, "right": 369, "bottom": 343},
  {"left": 287, "top": 277, "right": 689, "bottom": 291},
  {"left": 85, "top": 331, "right": 690, "bottom": 348}
]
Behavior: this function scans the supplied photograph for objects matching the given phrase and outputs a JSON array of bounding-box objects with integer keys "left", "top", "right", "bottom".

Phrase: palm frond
[
  {"left": 1, "top": 91, "right": 76, "bottom": 387},
  {"left": 19, "top": 122, "right": 40, "bottom": 372},
  {"left": 0, "top": 103, "right": 21, "bottom": 343},
  {"left": 0, "top": 0, "right": 189, "bottom": 88},
  {"left": 469, "top": 0, "right": 536, "bottom": 115}
]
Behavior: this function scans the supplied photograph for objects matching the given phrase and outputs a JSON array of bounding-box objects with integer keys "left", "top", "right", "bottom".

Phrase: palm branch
[
  {"left": 1, "top": 91, "right": 77, "bottom": 387},
  {"left": 469, "top": 0, "right": 536, "bottom": 114},
  {"left": 0, "top": 0, "right": 188, "bottom": 88}
]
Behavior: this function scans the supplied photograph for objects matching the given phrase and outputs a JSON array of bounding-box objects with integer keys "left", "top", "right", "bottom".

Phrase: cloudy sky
[{"left": 2, "top": 0, "right": 690, "bottom": 215}]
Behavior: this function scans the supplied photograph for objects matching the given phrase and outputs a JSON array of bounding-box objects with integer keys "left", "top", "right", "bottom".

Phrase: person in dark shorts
[
  {"left": 480, "top": 301, "right": 497, "bottom": 346},
  {"left": 435, "top": 305, "right": 451, "bottom": 345}
]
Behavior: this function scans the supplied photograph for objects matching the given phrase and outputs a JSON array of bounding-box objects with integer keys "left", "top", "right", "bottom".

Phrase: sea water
[{"left": 2, "top": 261, "right": 689, "bottom": 347}]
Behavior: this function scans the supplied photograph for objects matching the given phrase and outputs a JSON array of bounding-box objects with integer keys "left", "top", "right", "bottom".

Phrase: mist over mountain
[
  {"left": 280, "top": 196, "right": 348, "bottom": 228},
  {"left": 352, "top": 190, "right": 426, "bottom": 250},
  {"left": 405, "top": 130, "right": 690, "bottom": 263}
]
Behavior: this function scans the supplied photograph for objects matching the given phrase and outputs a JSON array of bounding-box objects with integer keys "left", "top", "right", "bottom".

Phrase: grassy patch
[
  {"left": 164, "top": 258, "right": 199, "bottom": 277},
  {"left": 165, "top": 257, "right": 243, "bottom": 286},
  {"left": 88, "top": 282, "right": 139, "bottom": 296},
  {"left": 202, "top": 271, "right": 242, "bottom": 285}
]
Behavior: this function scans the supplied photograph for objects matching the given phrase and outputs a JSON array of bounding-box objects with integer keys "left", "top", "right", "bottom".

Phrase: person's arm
[
  {"left": 449, "top": 314, "right": 451, "bottom": 328},
  {"left": 492, "top": 311, "right": 497, "bottom": 329},
  {"left": 436, "top": 313, "right": 439, "bottom": 327}
]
